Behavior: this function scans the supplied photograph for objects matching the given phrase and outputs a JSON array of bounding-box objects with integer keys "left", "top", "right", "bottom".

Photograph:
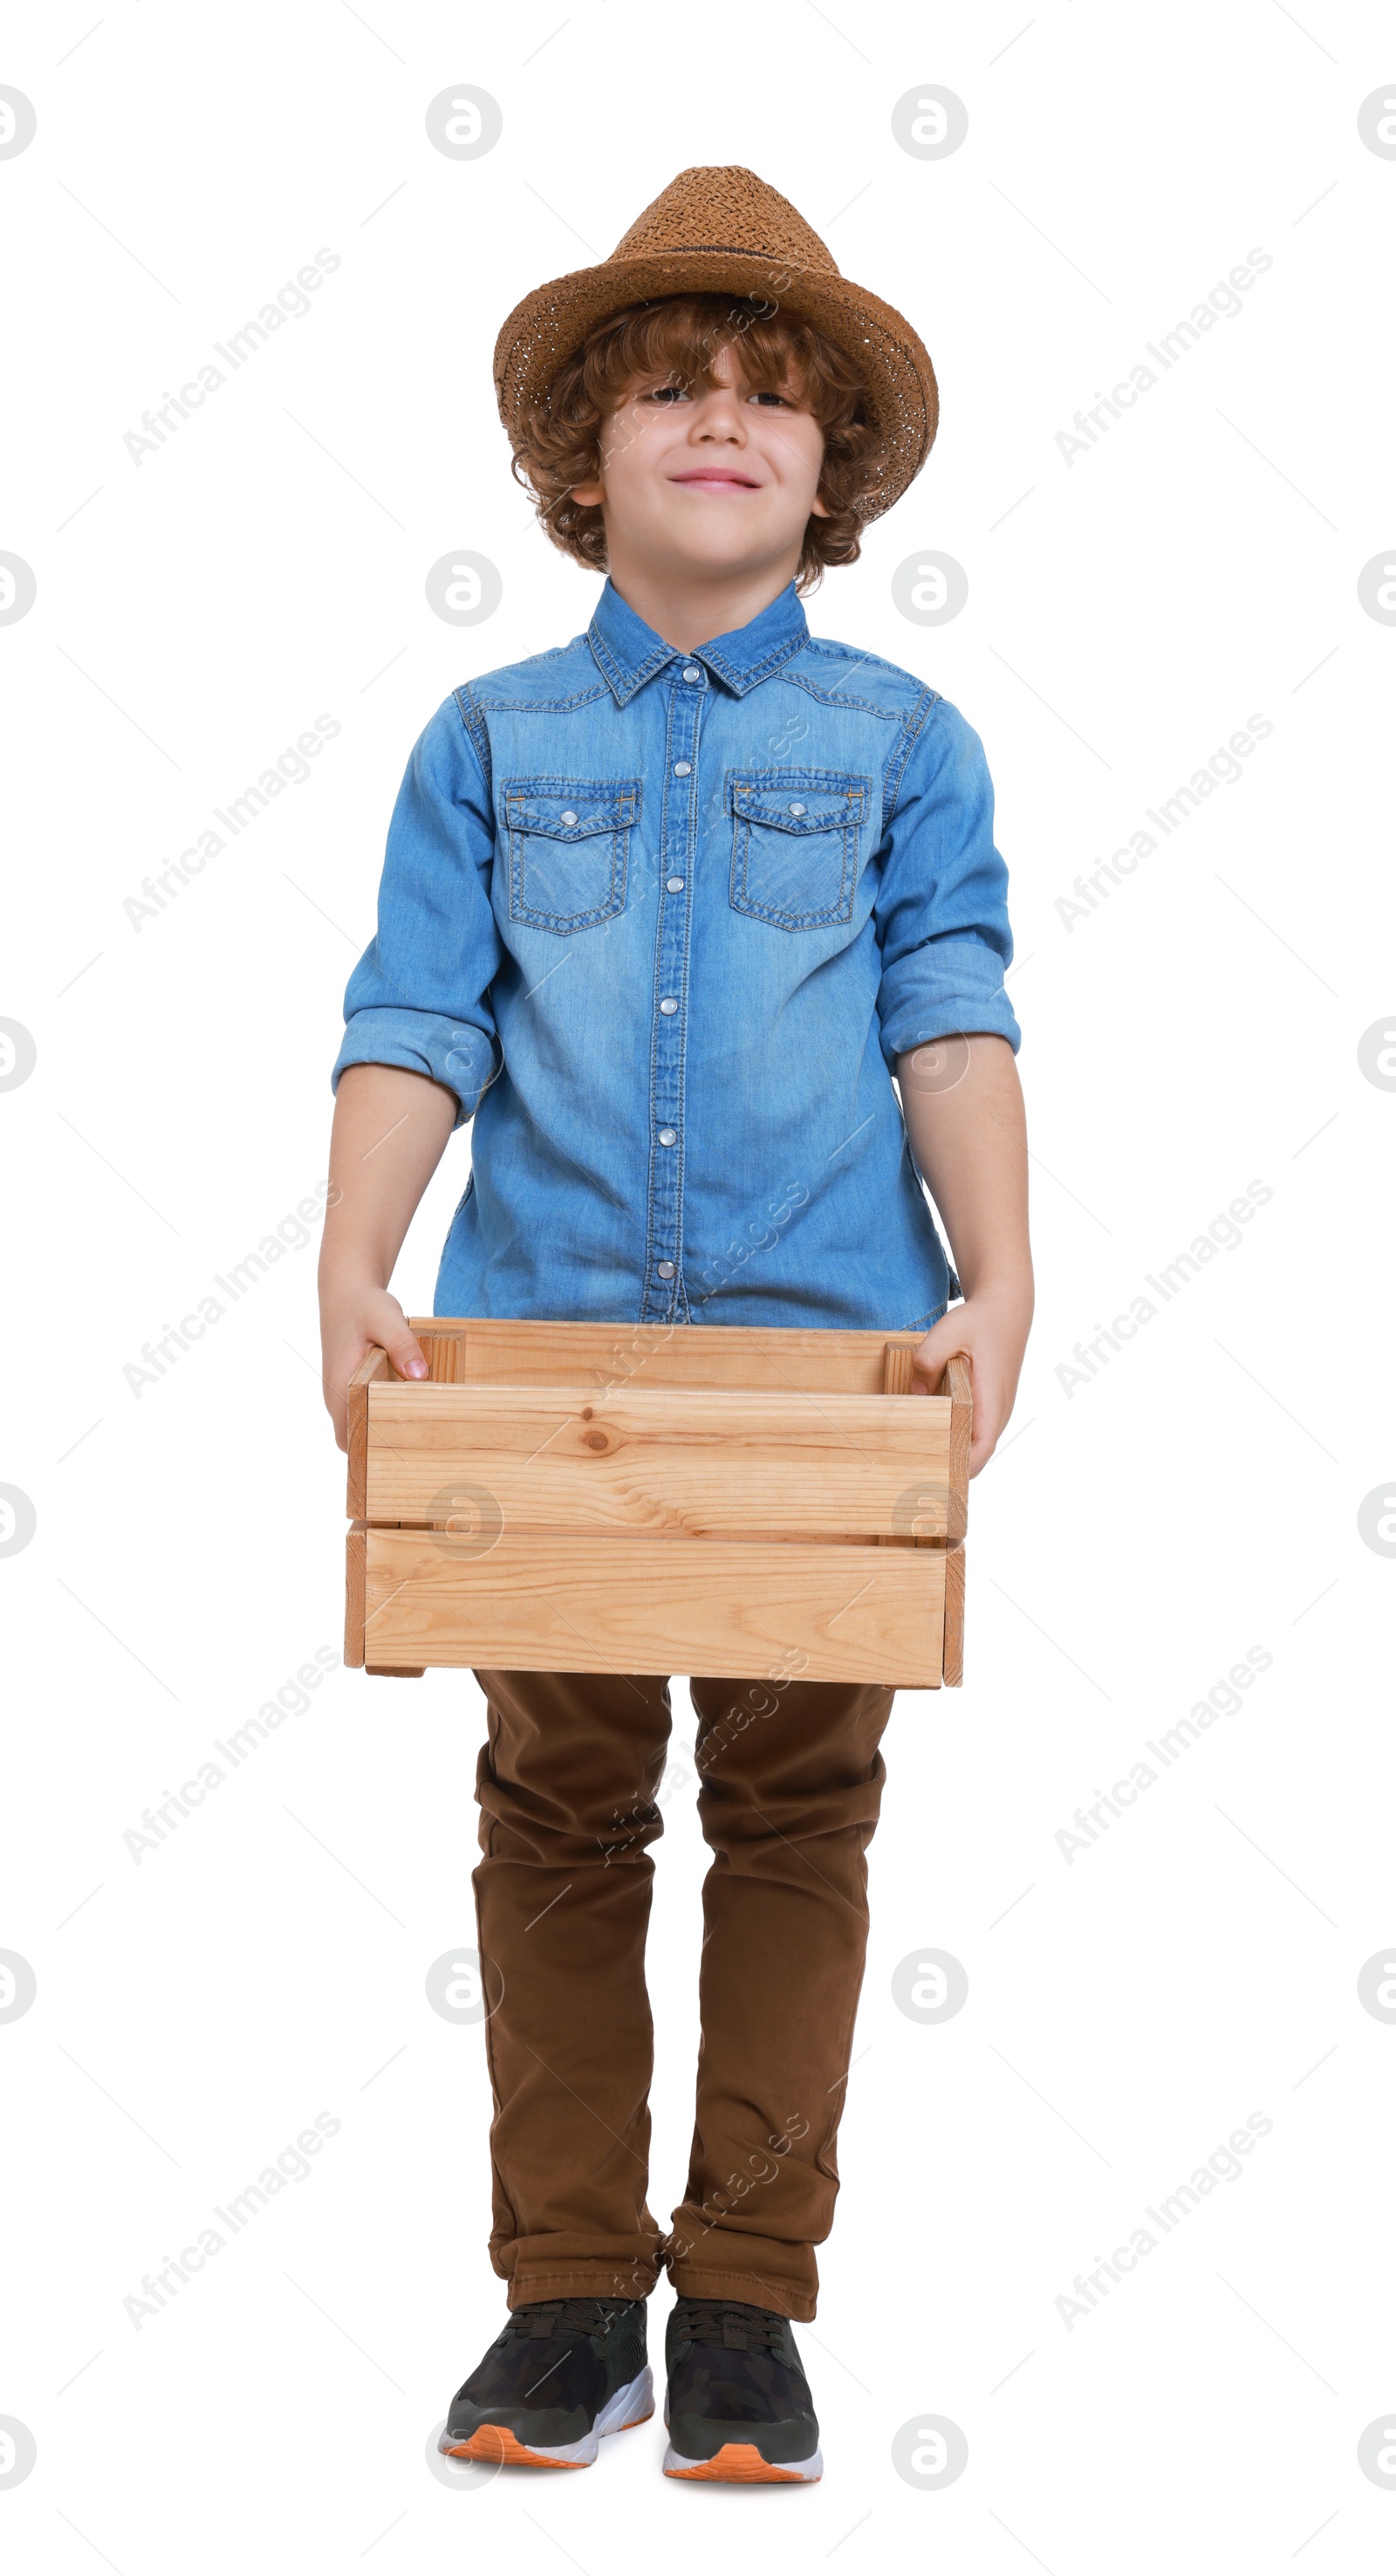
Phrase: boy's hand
[
  {"left": 320, "top": 1284, "right": 429, "bottom": 1454},
  {"left": 910, "top": 1283, "right": 1033, "bottom": 1476},
  {"left": 895, "top": 1034, "right": 1034, "bottom": 1477},
  {"left": 318, "top": 1062, "right": 458, "bottom": 1452}
]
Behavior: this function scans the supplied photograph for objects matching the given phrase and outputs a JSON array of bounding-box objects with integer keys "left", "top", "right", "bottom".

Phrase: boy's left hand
[{"left": 910, "top": 1284, "right": 1032, "bottom": 1476}]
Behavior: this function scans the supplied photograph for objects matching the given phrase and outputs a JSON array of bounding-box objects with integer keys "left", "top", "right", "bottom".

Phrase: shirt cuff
[
  {"left": 331, "top": 1008, "right": 499, "bottom": 1131},
  {"left": 878, "top": 936, "right": 1022, "bottom": 1070}
]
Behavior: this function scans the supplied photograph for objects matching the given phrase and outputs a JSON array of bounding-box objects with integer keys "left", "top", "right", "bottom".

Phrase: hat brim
[{"left": 493, "top": 250, "right": 938, "bottom": 523}]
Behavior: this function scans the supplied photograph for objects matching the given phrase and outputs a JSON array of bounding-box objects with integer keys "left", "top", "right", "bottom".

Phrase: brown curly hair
[{"left": 507, "top": 291, "right": 876, "bottom": 593}]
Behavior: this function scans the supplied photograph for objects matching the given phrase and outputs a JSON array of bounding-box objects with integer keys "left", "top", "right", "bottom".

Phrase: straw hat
[{"left": 493, "top": 165, "right": 939, "bottom": 524}]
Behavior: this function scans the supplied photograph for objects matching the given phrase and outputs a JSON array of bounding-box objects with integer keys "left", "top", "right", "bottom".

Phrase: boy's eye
[{"left": 636, "top": 382, "right": 800, "bottom": 408}]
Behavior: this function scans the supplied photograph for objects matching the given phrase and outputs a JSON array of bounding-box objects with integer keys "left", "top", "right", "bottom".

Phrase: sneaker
[
  {"left": 662, "top": 2296, "right": 822, "bottom": 2483},
  {"left": 438, "top": 2296, "right": 653, "bottom": 2469}
]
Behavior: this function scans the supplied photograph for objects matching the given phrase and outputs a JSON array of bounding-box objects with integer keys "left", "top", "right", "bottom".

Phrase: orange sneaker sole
[
  {"left": 442, "top": 2407, "right": 654, "bottom": 2470},
  {"left": 663, "top": 2441, "right": 818, "bottom": 2484}
]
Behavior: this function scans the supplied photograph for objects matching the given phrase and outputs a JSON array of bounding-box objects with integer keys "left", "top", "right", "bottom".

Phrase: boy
[{"left": 318, "top": 166, "right": 1031, "bottom": 2484}]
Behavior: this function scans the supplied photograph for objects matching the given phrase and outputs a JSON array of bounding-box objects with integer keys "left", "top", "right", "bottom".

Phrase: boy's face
[{"left": 570, "top": 336, "right": 830, "bottom": 587}]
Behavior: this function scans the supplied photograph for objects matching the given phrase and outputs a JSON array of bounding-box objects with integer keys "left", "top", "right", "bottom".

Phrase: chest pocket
[
  {"left": 726, "top": 768, "right": 872, "bottom": 929},
  {"left": 503, "top": 777, "right": 640, "bottom": 935}
]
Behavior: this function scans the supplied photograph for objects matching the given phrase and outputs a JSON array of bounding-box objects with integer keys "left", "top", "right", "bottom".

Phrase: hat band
[{"left": 618, "top": 243, "right": 805, "bottom": 264}]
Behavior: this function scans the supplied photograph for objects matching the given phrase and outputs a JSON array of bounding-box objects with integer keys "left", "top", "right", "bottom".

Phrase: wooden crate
[{"left": 345, "top": 1319, "right": 970, "bottom": 1689}]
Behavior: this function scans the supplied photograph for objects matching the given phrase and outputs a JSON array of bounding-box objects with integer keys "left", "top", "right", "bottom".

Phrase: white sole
[{"left": 439, "top": 2365, "right": 654, "bottom": 2469}]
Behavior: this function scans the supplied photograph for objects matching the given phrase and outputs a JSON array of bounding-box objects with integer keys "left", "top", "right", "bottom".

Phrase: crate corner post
[
  {"left": 944, "top": 1351, "right": 972, "bottom": 1547},
  {"left": 942, "top": 1545, "right": 965, "bottom": 1688},
  {"left": 346, "top": 1345, "right": 388, "bottom": 1521},
  {"left": 345, "top": 1524, "right": 366, "bottom": 1669}
]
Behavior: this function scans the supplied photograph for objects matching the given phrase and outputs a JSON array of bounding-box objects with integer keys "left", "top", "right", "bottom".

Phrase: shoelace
[
  {"left": 670, "top": 2297, "right": 787, "bottom": 2352},
  {"left": 509, "top": 2297, "right": 640, "bottom": 2342}
]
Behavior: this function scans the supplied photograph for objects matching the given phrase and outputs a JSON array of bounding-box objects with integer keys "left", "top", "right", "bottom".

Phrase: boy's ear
[
  {"left": 570, "top": 478, "right": 605, "bottom": 505},
  {"left": 810, "top": 491, "right": 831, "bottom": 519}
]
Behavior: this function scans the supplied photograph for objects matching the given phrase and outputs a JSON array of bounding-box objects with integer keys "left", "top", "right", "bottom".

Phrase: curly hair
[{"left": 506, "top": 291, "right": 877, "bottom": 593}]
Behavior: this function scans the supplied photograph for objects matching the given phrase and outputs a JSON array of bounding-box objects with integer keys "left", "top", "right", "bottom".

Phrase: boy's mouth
[{"left": 668, "top": 469, "right": 762, "bottom": 490}]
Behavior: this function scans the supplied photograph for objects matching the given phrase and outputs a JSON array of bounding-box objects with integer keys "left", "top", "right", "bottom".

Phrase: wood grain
[
  {"left": 881, "top": 1338, "right": 918, "bottom": 1395},
  {"left": 407, "top": 1315, "right": 945, "bottom": 1396},
  {"left": 345, "top": 1524, "right": 366, "bottom": 1669},
  {"left": 945, "top": 1352, "right": 973, "bottom": 1546},
  {"left": 419, "top": 1332, "right": 463, "bottom": 1384},
  {"left": 346, "top": 1348, "right": 389, "bottom": 1521},
  {"left": 365, "top": 1383, "right": 953, "bottom": 1537},
  {"left": 881, "top": 1338, "right": 923, "bottom": 1541},
  {"left": 942, "top": 1543, "right": 965, "bottom": 1688},
  {"left": 362, "top": 1530, "right": 946, "bottom": 1687}
]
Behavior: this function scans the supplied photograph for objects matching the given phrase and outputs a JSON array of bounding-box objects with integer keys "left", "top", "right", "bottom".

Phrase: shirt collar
[{"left": 586, "top": 576, "right": 810, "bottom": 705}]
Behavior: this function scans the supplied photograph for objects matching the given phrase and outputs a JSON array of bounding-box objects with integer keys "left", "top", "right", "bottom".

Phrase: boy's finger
[
  {"left": 380, "top": 1319, "right": 430, "bottom": 1380},
  {"left": 968, "top": 1381, "right": 1015, "bottom": 1473},
  {"left": 910, "top": 1322, "right": 970, "bottom": 1389},
  {"left": 968, "top": 1408, "right": 999, "bottom": 1468}
]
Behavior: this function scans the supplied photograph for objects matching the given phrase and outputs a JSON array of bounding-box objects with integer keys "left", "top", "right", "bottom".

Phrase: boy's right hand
[{"left": 319, "top": 1284, "right": 429, "bottom": 1453}]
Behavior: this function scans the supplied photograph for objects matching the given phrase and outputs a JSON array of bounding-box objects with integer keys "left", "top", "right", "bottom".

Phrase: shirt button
[
  {"left": 660, "top": 997, "right": 679, "bottom": 1014},
  {"left": 559, "top": 810, "right": 578, "bottom": 826},
  {"left": 674, "top": 760, "right": 692, "bottom": 776},
  {"left": 788, "top": 801, "right": 805, "bottom": 816},
  {"left": 666, "top": 876, "right": 685, "bottom": 893},
  {"left": 656, "top": 1261, "right": 676, "bottom": 1279},
  {"left": 682, "top": 666, "right": 700, "bottom": 683},
  {"left": 658, "top": 1127, "right": 677, "bottom": 1146}
]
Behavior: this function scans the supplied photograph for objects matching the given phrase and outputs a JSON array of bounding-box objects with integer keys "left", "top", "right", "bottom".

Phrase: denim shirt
[{"left": 332, "top": 577, "right": 1020, "bottom": 1331}]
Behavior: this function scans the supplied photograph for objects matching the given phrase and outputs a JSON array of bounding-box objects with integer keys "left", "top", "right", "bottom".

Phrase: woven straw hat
[{"left": 493, "top": 165, "right": 939, "bottom": 524}]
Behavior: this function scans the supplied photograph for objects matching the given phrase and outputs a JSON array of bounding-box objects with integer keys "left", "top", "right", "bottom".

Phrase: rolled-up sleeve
[
  {"left": 331, "top": 693, "right": 502, "bottom": 1131},
  {"left": 874, "top": 695, "right": 1020, "bottom": 1067}
]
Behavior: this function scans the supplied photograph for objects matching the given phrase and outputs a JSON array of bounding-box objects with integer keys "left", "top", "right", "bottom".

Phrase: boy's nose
[{"left": 692, "top": 397, "right": 747, "bottom": 441}]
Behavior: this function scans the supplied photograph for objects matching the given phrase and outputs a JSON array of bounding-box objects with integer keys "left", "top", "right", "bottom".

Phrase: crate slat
[
  {"left": 363, "top": 1530, "right": 947, "bottom": 1687},
  {"left": 407, "top": 1315, "right": 930, "bottom": 1394},
  {"left": 365, "top": 1383, "right": 953, "bottom": 1537}
]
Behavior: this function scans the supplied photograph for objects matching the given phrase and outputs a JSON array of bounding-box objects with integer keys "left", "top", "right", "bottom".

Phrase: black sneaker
[
  {"left": 438, "top": 2296, "right": 652, "bottom": 2469},
  {"left": 663, "top": 2297, "right": 822, "bottom": 2483}
]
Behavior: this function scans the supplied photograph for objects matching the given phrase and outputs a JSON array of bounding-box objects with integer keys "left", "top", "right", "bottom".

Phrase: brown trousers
[{"left": 469, "top": 1663, "right": 896, "bottom": 2325}]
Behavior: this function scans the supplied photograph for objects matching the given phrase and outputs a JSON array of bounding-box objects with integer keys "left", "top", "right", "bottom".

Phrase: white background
[{"left": 3, "top": 1, "right": 1394, "bottom": 2566}]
